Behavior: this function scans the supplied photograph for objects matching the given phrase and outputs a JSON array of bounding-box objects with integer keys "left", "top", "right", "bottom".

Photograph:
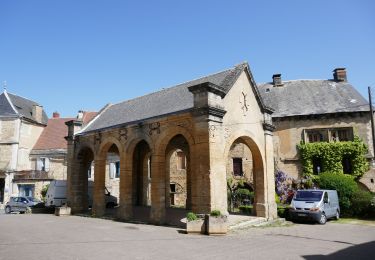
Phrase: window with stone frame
[
  {"left": 306, "top": 129, "right": 328, "bottom": 143},
  {"left": 233, "top": 158, "right": 243, "bottom": 176},
  {"left": 177, "top": 151, "right": 186, "bottom": 170},
  {"left": 330, "top": 128, "right": 353, "bottom": 142}
]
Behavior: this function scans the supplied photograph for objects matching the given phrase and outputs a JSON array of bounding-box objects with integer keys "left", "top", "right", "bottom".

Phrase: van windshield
[{"left": 294, "top": 191, "right": 323, "bottom": 202}]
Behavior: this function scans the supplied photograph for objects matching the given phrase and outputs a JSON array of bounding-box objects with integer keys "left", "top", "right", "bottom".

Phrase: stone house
[
  {"left": 66, "top": 62, "right": 277, "bottom": 225},
  {"left": 258, "top": 69, "right": 374, "bottom": 186},
  {"left": 0, "top": 90, "right": 48, "bottom": 204}
]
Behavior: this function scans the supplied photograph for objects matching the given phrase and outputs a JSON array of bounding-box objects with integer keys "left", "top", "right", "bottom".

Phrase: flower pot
[
  {"left": 206, "top": 215, "right": 228, "bottom": 235},
  {"left": 186, "top": 219, "right": 205, "bottom": 234}
]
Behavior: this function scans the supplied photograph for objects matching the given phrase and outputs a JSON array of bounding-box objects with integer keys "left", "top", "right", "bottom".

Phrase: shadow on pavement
[{"left": 303, "top": 240, "right": 375, "bottom": 260}]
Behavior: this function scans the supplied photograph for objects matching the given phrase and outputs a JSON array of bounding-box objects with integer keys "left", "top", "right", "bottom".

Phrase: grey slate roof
[
  {"left": 0, "top": 92, "right": 17, "bottom": 117},
  {"left": 257, "top": 80, "right": 369, "bottom": 118},
  {"left": 0, "top": 91, "right": 48, "bottom": 124},
  {"left": 82, "top": 63, "right": 248, "bottom": 133}
]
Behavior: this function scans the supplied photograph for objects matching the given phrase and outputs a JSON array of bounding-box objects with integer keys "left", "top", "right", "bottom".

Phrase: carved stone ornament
[
  {"left": 209, "top": 125, "right": 216, "bottom": 138},
  {"left": 239, "top": 91, "right": 249, "bottom": 115},
  {"left": 168, "top": 120, "right": 192, "bottom": 130},
  {"left": 119, "top": 128, "right": 128, "bottom": 142},
  {"left": 94, "top": 132, "right": 102, "bottom": 151},
  {"left": 149, "top": 122, "right": 161, "bottom": 136}
]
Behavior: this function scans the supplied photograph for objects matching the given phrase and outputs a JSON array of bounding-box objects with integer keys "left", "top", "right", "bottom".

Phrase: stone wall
[{"left": 273, "top": 113, "right": 372, "bottom": 179}]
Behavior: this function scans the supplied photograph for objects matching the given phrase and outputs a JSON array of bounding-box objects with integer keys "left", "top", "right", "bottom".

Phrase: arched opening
[
  {"left": 104, "top": 144, "right": 120, "bottom": 211},
  {"left": 75, "top": 146, "right": 94, "bottom": 213},
  {"left": 226, "top": 137, "right": 263, "bottom": 217},
  {"left": 165, "top": 135, "right": 191, "bottom": 210},
  {"left": 132, "top": 140, "right": 152, "bottom": 207},
  {"left": 93, "top": 142, "right": 122, "bottom": 217}
]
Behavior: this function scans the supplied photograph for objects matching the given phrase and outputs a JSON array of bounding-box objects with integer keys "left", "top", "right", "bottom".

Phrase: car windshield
[
  {"left": 27, "top": 197, "right": 40, "bottom": 202},
  {"left": 294, "top": 191, "right": 323, "bottom": 202}
]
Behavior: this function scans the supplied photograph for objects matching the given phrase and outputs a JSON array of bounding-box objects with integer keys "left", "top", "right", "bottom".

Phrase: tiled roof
[
  {"left": 258, "top": 80, "right": 369, "bottom": 117},
  {"left": 0, "top": 90, "right": 48, "bottom": 124},
  {"left": 82, "top": 111, "right": 97, "bottom": 125},
  {"left": 32, "top": 117, "right": 74, "bottom": 150},
  {"left": 82, "top": 63, "right": 248, "bottom": 133}
]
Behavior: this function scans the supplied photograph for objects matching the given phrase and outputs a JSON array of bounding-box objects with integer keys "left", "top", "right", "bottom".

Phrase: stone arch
[
  {"left": 131, "top": 139, "right": 152, "bottom": 207},
  {"left": 70, "top": 145, "right": 95, "bottom": 213},
  {"left": 224, "top": 132, "right": 266, "bottom": 217},
  {"left": 154, "top": 127, "right": 195, "bottom": 156},
  {"left": 93, "top": 137, "right": 123, "bottom": 216},
  {"left": 164, "top": 134, "right": 191, "bottom": 210}
]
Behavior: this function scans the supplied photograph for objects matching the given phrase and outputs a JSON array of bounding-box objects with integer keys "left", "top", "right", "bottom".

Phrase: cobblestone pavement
[{"left": 0, "top": 214, "right": 374, "bottom": 260}]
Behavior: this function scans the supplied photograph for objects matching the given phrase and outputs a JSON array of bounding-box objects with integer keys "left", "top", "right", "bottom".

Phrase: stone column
[
  {"left": 255, "top": 121, "right": 277, "bottom": 219},
  {"left": 93, "top": 157, "right": 106, "bottom": 217},
  {"left": 65, "top": 120, "right": 82, "bottom": 213},
  {"left": 118, "top": 152, "right": 133, "bottom": 220},
  {"left": 150, "top": 153, "right": 166, "bottom": 224}
]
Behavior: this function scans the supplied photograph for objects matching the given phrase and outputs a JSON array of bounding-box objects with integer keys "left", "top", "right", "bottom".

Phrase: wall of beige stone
[
  {"left": 0, "top": 118, "right": 19, "bottom": 171},
  {"left": 226, "top": 142, "right": 253, "bottom": 186},
  {"left": 273, "top": 114, "right": 372, "bottom": 179},
  {"left": 17, "top": 121, "right": 44, "bottom": 171},
  {"left": 169, "top": 150, "right": 187, "bottom": 207}
]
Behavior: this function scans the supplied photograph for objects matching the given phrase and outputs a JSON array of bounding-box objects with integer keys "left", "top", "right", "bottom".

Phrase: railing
[{"left": 13, "top": 171, "right": 53, "bottom": 181}]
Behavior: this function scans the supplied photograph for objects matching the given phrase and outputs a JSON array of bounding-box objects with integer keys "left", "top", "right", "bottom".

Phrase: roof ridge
[
  {"left": 258, "top": 79, "right": 341, "bottom": 86},
  {"left": 7, "top": 91, "right": 42, "bottom": 106},
  {"left": 3, "top": 90, "right": 19, "bottom": 114},
  {"left": 110, "top": 63, "right": 244, "bottom": 107}
]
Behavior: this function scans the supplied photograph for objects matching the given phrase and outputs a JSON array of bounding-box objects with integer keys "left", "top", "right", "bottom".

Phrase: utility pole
[{"left": 368, "top": 87, "right": 375, "bottom": 166}]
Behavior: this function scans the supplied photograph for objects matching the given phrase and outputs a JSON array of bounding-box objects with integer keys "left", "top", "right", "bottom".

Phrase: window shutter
[
  {"left": 36, "top": 158, "right": 42, "bottom": 171},
  {"left": 44, "top": 158, "right": 50, "bottom": 172},
  {"left": 109, "top": 163, "right": 115, "bottom": 179}
]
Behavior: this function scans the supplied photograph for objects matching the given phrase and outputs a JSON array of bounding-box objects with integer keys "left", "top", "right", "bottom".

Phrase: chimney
[
  {"left": 52, "top": 111, "right": 60, "bottom": 118},
  {"left": 77, "top": 110, "right": 84, "bottom": 120},
  {"left": 32, "top": 105, "right": 43, "bottom": 123},
  {"left": 333, "top": 68, "right": 347, "bottom": 82},
  {"left": 272, "top": 74, "right": 283, "bottom": 87}
]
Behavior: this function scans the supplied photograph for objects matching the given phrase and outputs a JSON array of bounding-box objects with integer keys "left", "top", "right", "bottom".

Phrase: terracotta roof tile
[{"left": 33, "top": 117, "right": 75, "bottom": 150}]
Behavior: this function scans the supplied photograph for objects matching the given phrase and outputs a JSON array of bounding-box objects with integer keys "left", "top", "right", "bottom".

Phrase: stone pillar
[
  {"left": 118, "top": 152, "right": 133, "bottom": 220},
  {"left": 188, "top": 82, "right": 227, "bottom": 215},
  {"left": 93, "top": 157, "right": 106, "bottom": 217},
  {"left": 65, "top": 120, "right": 82, "bottom": 213},
  {"left": 255, "top": 121, "right": 278, "bottom": 219},
  {"left": 150, "top": 153, "right": 166, "bottom": 224}
]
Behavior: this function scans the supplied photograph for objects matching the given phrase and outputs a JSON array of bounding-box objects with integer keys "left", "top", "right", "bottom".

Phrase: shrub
[
  {"left": 317, "top": 172, "right": 358, "bottom": 215},
  {"left": 210, "top": 210, "right": 222, "bottom": 217},
  {"left": 186, "top": 212, "right": 198, "bottom": 222},
  {"left": 350, "top": 189, "right": 374, "bottom": 217},
  {"left": 277, "top": 206, "right": 289, "bottom": 219},
  {"left": 239, "top": 205, "right": 252, "bottom": 215},
  {"left": 41, "top": 184, "right": 49, "bottom": 202}
]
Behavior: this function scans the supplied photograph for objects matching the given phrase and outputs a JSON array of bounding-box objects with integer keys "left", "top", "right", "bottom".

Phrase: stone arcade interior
[{"left": 66, "top": 63, "right": 277, "bottom": 225}]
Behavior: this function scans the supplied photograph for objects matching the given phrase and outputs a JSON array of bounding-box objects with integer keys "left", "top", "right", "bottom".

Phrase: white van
[
  {"left": 45, "top": 180, "right": 118, "bottom": 208},
  {"left": 289, "top": 189, "right": 340, "bottom": 224},
  {"left": 45, "top": 180, "right": 67, "bottom": 207}
]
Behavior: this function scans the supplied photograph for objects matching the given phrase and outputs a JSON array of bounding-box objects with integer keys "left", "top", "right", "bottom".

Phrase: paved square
[{"left": 0, "top": 214, "right": 374, "bottom": 260}]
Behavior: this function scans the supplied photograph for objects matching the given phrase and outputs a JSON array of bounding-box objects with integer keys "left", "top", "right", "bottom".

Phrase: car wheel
[
  {"left": 335, "top": 210, "right": 340, "bottom": 220},
  {"left": 319, "top": 213, "right": 327, "bottom": 224},
  {"left": 5, "top": 206, "right": 11, "bottom": 214}
]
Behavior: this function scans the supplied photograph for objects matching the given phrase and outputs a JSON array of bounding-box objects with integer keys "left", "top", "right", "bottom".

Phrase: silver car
[{"left": 5, "top": 196, "right": 42, "bottom": 214}]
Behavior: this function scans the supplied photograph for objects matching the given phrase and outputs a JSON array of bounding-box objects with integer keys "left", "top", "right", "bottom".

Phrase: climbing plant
[{"left": 298, "top": 136, "right": 368, "bottom": 179}]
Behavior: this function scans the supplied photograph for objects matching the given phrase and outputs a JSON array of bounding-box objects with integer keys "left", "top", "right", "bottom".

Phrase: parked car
[
  {"left": 289, "top": 189, "right": 340, "bottom": 224},
  {"left": 5, "top": 196, "right": 43, "bottom": 214}
]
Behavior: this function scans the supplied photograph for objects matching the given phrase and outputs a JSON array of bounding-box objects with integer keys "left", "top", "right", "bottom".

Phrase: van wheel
[
  {"left": 319, "top": 213, "right": 327, "bottom": 224},
  {"left": 5, "top": 206, "right": 11, "bottom": 214},
  {"left": 335, "top": 211, "right": 340, "bottom": 220}
]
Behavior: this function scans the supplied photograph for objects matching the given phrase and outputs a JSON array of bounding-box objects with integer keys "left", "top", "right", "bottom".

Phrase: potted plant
[
  {"left": 206, "top": 210, "right": 228, "bottom": 235},
  {"left": 186, "top": 212, "right": 205, "bottom": 234}
]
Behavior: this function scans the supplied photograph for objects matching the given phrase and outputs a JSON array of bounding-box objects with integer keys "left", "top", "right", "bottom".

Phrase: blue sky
[{"left": 1, "top": 1, "right": 374, "bottom": 117}]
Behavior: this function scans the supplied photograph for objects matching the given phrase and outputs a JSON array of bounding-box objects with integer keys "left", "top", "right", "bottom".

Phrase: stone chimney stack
[
  {"left": 333, "top": 68, "right": 347, "bottom": 82},
  {"left": 52, "top": 111, "right": 60, "bottom": 118},
  {"left": 32, "top": 105, "right": 43, "bottom": 123},
  {"left": 272, "top": 74, "right": 283, "bottom": 87}
]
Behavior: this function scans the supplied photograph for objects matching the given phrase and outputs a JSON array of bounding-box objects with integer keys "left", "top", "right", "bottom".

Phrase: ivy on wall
[{"left": 297, "top": 136, "right": 369, "bottom": 179}]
